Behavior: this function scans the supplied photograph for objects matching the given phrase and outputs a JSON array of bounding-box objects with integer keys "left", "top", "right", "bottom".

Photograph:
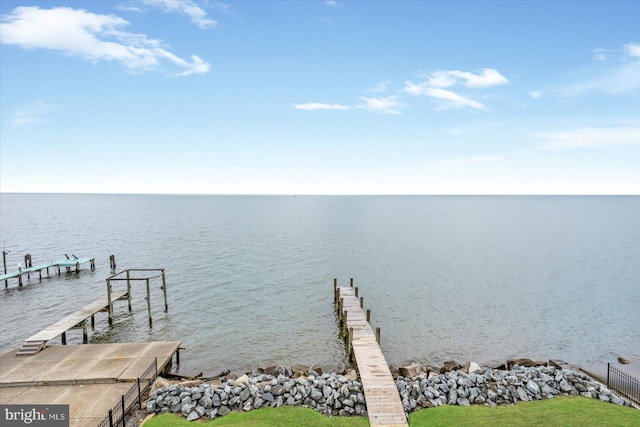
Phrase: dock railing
[
  {"left": 607, "top": 363, "right": 640, "bottom": 405},
  {"left": 97, "top": 357, "right": 158, "bottom": 427}
]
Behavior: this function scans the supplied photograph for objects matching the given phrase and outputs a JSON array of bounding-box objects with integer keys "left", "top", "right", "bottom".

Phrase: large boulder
[
  {"left": 440, "top": 361, "right": 462, "bottom": 374},
  {"left": 399, "top": 364, "right": 424, "bottom": 378}
]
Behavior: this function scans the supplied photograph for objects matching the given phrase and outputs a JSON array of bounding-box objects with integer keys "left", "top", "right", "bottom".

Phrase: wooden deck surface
[
  {"left": 26, "top": 291, "right": 128, "bottom": 343},
  {"left": 337, "top": 286, "right": 407, "bottom": 427}
]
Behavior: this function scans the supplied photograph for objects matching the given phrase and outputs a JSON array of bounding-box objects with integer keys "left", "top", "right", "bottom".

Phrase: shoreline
[{"left": 146, "top": 358, "right": 636, "bottom": 423}]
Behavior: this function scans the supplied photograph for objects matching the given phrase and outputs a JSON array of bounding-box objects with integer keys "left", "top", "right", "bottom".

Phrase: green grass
[
  {"left": 143, "top": 397, "right": 639, "bottom": 427},
  {"left": 408, "top": 396, "right": 640, "bottom": 426},
  {"left": 143, "top": 406, "right": 369, "bottom": 427}
]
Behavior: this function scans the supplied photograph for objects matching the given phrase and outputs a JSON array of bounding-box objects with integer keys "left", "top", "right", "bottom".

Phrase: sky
[{"left": 0, "top": 0, "right": 639, "bottom": 195}]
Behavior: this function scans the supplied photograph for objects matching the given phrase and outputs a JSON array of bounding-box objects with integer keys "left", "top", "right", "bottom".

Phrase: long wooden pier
[
  {"left": 16, "top": 291, "right": 128, "bottom": 356},
  {"left": 335, "top": 282, "right": 407, "bottom": 427}
]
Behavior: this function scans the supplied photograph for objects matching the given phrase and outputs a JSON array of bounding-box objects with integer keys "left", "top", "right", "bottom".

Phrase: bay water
[{"left": 1, "top": 194, "right": 638, "bottom": 373}]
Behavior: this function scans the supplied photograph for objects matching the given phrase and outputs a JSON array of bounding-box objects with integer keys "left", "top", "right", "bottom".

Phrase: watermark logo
[{"left": 1, "top": 405, "right": 69, "bottom": 426}]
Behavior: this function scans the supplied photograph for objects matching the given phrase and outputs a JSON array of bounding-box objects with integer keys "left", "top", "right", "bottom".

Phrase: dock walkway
[
  {"left": 1, "top": 256, "right": 95, "bottom": 285},
  {"left": 17, "top": 291, "right": 128, "bottom": 356},
  {"left": 336, "top": 286, "right": 407, "bottom": 427}
]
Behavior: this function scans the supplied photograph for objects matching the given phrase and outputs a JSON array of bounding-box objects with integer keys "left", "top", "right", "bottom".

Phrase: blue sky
[{"left": 1, "top": 0, "right": 638, "bottom": 194}]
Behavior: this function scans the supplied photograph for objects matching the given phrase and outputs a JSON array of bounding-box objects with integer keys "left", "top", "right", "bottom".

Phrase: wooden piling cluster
[
  {"left": 333, "top": 278, "right": 407, "bottom": 427},
  {"left": 106, "top": 268, "right": 168, "bottom": 327}
]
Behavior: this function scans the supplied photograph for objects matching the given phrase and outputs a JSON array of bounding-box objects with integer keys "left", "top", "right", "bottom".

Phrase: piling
[
  {"left": 161, "top": 270, "right": 168, "bottom": 312},
  {"left": 146, "top": 278, "right": 152, "bottom": 328}
]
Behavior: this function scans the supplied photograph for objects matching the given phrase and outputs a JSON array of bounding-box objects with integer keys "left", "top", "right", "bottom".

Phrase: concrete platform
[{"left": 0, "top": 342, "right": 180, "bottom": 426}]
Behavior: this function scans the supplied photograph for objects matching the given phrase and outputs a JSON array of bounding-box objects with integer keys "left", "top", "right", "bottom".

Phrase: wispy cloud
[
  {"left": 0, "top": 6, "right": 211, "bottom": 76},
  {"left": 293, "top": 102, "right": 351, "bottom": 111},
  {"left": 367, "top": 81, "right": 391, "bottom": 93},
  {"left": 293, "top": 103, "right": 350, "bottom": 111},
  {"left": 423, "top": 68, "right": 508, "bottom": 88},
  {"left": 403, "top": 67, "right": 506, "bottom": 111},
  {"left": 404, "top": 84, "right": 487, "bottom": 110},
  {"left": 557, "top": 42, "right": 640, "bottom": 97},
  {"left": 539, "top": 126, "right": 640, "bottom": 149},
  {"left": 528, "top": 91, "right": 542, "bottom": 99},
  {"left": 11, "top": 101, "right": 58, "bottom": 127},
  {"left": 593, "top": 48, "right": 611, "bottom": 61},
  {"left": 326, "top": 1, "right": 338, "bottom": 6},
  {"left": 141, "top": 0, "right": 217, "bottom": 29},
  {"left": 357, "top": 96, "right": 404, "bottom": 115}
]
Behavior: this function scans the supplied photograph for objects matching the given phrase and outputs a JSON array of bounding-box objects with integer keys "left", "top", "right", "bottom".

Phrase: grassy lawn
[{"left": 143, "top": 397, "right": 639, "bottom": 426}]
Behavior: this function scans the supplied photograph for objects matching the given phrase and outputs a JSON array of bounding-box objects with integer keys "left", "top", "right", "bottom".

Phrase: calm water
[{"left": 0, "top": 194, "right": 638, "bottom": 373}]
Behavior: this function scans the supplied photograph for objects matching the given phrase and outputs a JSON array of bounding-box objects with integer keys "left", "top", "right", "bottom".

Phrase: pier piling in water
[{"left": 106, "top": 268, "right": 168, "bottom": 328}]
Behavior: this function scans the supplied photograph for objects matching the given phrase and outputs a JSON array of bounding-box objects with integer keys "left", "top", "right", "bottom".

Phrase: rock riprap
[
  {"left": 395, "top": 364, "right": 632, "bottom": 417},
  {"left": 147, "top": 364, "right": 633, "bottom": 422},
  {"left": 147, "top": 371, "right": 366, "bottom": 421}
]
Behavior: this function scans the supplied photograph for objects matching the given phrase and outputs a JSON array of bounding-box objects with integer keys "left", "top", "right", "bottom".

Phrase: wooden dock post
[
  {"left": 126, "top": 270, "right": 132, "bottom": 312},
  {"left": 347, "top": 327, "right": 354, "bottom": 361},
  {"left": 109, "top": 254, "right": 116, "bottom": 270},
  {"left": 376, "top": 327, "right": 381, "bottom": 345},
  {"left": 350, "top": 278, "right": 353, "bottom": 288},
  {"left": 61, "top": 331, "right": 67, "bottom": 345},
  {"left": 25, "top": 254, "right": 32, "bottom": 280},
  {"left": 91, "top": 314, "right": 95, "bottom": 329},
  {"left": 82, "top": 319, "right": 88, "bottom": 343},
  {"left": 146, "top": 278, "right": 153, "bottom": 328},
  {"left": 366, "top": 309, "right": 371, "bottom": 323},
  {"left": 107, "top": 278, "right": 113, "bottom": 326},
  {"left": 333, "top": 278, "right": 337, "bottom": 303},
  {"left": 161, "top": 270, "right": 168, "bottom": 312},
  {"left": 2, "top": 250, "right": 9, "bottom": 287},
  {"left": 360, "top": 296, "right": 364, "bottom": 308},
  {"left": 355, "top": 286, "right": 359, "bottom": 297}
]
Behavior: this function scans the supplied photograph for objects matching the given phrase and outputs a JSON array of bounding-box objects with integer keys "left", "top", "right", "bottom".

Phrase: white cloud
[
  {"left": 0, "top": 6, "right": 210, "bottom": 76},
  {"left": 358, "top": 96, "right": 404, "bottom": 115},
  {"left": 367, "top": 81, "right": 391, "bottom": 93},
  {"left": 423, "top": 68, "right": 508, "bottom": 88},
  {"left": 403, "top": 67, "right": 506, "bottom": 111},
  {"left": 10, "top": 101, "right": 58, "bottom": 127},
  {"left": 559, "top": 61, "right": 640, "bottom": 96},
  {"left": 141, "top": 0, "right": 217, "bottom": 29},
  {"left": 593, "top": 48, "right": 611, "bottom": 61},
  {"left": 539, "top": 126, "right": 640, "bottom": 149},
  {"left": 528, "top": 91, "right": 542, "bottom": 99},
  {"left": 326, "top": 1, "right": 338, "bottom": 6},
  {"left": 404, "top": 85, "right": 486, "bottom": 110},
  {"left": 624, "top": 42, "right": 640, "bottom": 58},
  {"left": 294, "top": 103, "right": 350, "bottom": 111}
]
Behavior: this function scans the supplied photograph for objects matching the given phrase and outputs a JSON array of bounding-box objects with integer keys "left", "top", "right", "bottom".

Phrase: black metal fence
[
  {"left": 607, "top": 363, "right": 639, "bottom": 406},
  {"left": 97, "top": 357, "right": 158, "bottom": 427}
]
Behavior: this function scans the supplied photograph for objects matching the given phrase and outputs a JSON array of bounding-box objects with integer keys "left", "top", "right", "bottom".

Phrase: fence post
[
  {"left": 138, "top": 377, "right": 142, "bottom": 409},
  {"left": 109, "top": 409, "right": 113, "bottom": 427},
  {"left": 122, "top": 395, "right": 126, "bottom": 427},
  {"left": 607, "top": 363, "right": 610, "bottom": 386}
]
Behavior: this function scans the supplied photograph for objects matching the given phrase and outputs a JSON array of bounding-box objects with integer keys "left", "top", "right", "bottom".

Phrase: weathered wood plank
[{"left": 337, "top": 286, "right": 407, "bottom": 426}]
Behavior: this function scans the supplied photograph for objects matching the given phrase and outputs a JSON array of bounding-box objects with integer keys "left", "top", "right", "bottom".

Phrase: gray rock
[
  {"left": 181, "top": 403, "right": 196, "bottom": 417},
  {"left": 218, "top": 405, "right": 231, "bottom": 416},
  {"left": 187, "top": 411, "right": 200, "bottom": 421},
  {"left": 199, "top": 396, "right": 212, "bottom": 409},
  {"left": 212, "top": 394, "right": 221, "bottom": 407},
  {"left": 448, "top": 388, "right": 458, "bottom": 405},
  {"left": 146, "top": 400, "right": 156, "bottom": 413},
  {"left": 516, "top": 387, "right": 529, "bottom": 402},
  {"left": 240, "top": 387, "right": 251, "bottom": 402},
  {"left": 254, "top": 397, "right": 263, "bottom": 409},
  {"left": 526, "top": 380, "right": 540, "bottom": 395},
  {"left": 271, "top": 385, "right": 284, "bottom": 396},
  {"left": 195, "top": 406, "right": 206, "bottom": 417},
  {"left": 457, "top": 397, "right": 470, "bottom": 406},
  {"left": 311, "top": 388, "right": 323, "bottom": 402},
  {"left": 242, "top": 398, "right": 253, "bottom": 411},
  {"left": 262, "top": 392, "right": 274, "bottom": 403}
]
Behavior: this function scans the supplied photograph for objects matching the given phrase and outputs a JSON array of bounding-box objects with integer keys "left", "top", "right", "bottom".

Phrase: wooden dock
[
  {"left": 335, "top": 284, "right": 407, "bottom": 427},
  {"left": 16, "top": 291, "right": 129, "bottom": 356},
  {"left": 1, "top": 254, "right": 96, "bottom": 287}
]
